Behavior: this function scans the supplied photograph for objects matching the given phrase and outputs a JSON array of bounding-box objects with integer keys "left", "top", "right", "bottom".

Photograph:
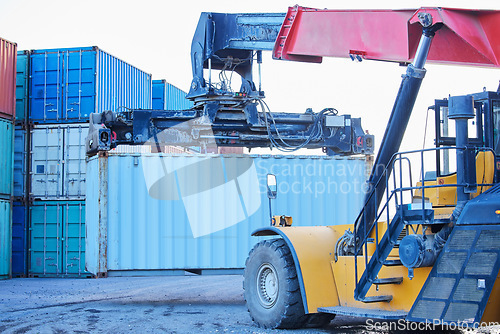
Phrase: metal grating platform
[{"left": 407, "top": 225, "right": 500, "bottom": 327}]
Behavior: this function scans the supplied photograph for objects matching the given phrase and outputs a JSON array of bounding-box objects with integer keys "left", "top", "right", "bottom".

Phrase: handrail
[
  {"left": 355, "top": 146, "right": 494, "bottom": 241},
  {"left": 353, "top": 146, "right": 495, "bottom": 287}
]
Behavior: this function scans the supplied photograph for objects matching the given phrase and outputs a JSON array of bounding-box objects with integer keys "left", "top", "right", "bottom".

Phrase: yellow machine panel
[
  {"left": 482, "top": 273, "right": 500, "bottom": 323},
  {"left": 263, "top": 224, "right": 433, "bottom": 313},
  {"left": 264, "top": 226, "right": 341, "bottom": 313},
  {"left": 414, "top": 151, "right": 494, "bottom": 206},
  {"left": 332, "top": 257, "right": 431, "bottom": 311}
]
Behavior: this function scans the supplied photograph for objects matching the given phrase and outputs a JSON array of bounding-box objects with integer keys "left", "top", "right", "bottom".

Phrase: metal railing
[{"left": 353, "top": 146, "right": 495, "bottom": 289}]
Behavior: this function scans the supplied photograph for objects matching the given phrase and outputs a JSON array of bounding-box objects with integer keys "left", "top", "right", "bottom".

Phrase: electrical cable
[
  {"left": 258, "top": 98, "right": 338, "bottom": 152},
  {"left": 208, "top": 53, "right": 254, "bottom": 94}
]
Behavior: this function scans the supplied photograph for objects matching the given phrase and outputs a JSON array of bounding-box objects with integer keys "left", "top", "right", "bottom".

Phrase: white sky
[{"left": 1, "top": 0, "right": 499, "bottom": 158}]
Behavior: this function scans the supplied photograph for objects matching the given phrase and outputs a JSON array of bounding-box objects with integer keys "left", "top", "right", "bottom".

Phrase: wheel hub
[{"left": 257, "top": 263, "right": 279, "bottom": 308}]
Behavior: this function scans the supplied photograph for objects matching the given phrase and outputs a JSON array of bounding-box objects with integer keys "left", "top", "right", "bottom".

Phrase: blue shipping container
[
  {"left": 152, "top": 79, "right": 193, "bottom": 110},
  {"left": 86, "top": 153, "right": 367, "bottom": 276},
  {"left": 0, "top": 199, "right": 12, "bottom": 279},
  {"left": 30, "top": 46, "right": 152, "bottom": 124},
  {"left": 15, "top": 51, "right": 29, "bottom": 123},
  {"left": 0, "top": 118, "right": 14, "bottom": 198},
  {"left": 12, "top": 201, "right": 27, "bottom": 277}
]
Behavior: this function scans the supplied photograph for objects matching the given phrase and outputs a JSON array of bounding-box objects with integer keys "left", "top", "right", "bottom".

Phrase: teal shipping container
[
  {"left": 15, "top": 51, "right": 29, "bottom": 123},
  {"left": 13, "top": 125, "right": 26, "bottom": 198},
  {"left": 86, "top": 153, "right": 368, "bottom": 276},
  {"left": 152, "top": 80, "right": 193, "bottom": 110},
  {"left": 29, "top": 201, "right": 90, "bottom": 277},
  {"left": 0, "top": 199, "right": 12, "bottom": 279},
  {"left": 0, "top": 119, "right": 14, "bottom": 198}
]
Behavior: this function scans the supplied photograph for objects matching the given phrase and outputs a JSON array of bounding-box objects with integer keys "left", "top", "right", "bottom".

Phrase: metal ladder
[
  {"left": 352, "top": 146, "right": 497, "bottom": 303},
  {"left": 353, "top": 153, "right": 427, "bottom": 303},
  {"left": 354, "top": 205, "right": 433, "bottom": 302}
]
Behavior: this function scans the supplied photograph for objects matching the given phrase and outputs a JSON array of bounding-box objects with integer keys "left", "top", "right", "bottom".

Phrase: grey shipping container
[
  {"left": 86, "top": 153, "right": 368, "bottom": 277},
  {"left": 0, "top": 119, "right": 14, "bottom": 198},
  {"left": 29, "top": 200, "right": 90, "bottom": 277},
  {"left": 30, "top": 124, "right": 87, "bottom": 200},
  {"left": 29, "top": 46, "right": 152, "bottom": 124},
  {"left": 0, "top": 199, "right": 12, "bottom": 279}
]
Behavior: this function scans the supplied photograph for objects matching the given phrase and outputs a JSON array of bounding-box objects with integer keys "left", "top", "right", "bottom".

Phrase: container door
[
  {"left": 0, "top": 38, "right": 16, "bottom": 120},
  {"left": 30, "top": 202, "right": 63, "bottom": 276},
  {"left": 12, "top": 201, "right": 27, "bottom": 277},
  {"left": 30, "top": 51, "right": 63, "bottom": 123},
  {"left": 13, "top": 126, "right": 26, "bottom": 198},
  {"left": 62, "top": 50, "right": 95, "bottom": 122},
  {"left": 15, "top": 52, "right": 29, "bottom": 123},
  {"left": 63, "top": 125, "right": 88, "bottom": 198},
  {"left": 62, "top": 202, "right": 88, "bottom": 276},
  {"left": 31, "top": 126, "right": 63, "bottom": 199},
  {"left": 152, "top": 80, "right": 166, "bottom": 109},
  {"left": 0, "top": 199, "right": 12, "bottom": 279},
  {"left": 0, "top": 120, "right": 13, "bottom": 198}
]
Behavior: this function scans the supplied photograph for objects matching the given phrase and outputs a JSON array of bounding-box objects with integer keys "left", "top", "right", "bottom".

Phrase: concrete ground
[{"left": 0, "top": 275, "right": 487, "bottom": 333}]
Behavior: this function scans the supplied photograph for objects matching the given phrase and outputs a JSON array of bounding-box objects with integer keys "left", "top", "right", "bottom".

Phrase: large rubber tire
[{"left": 244, "top": 238, "right": 308, "bottom": 329}]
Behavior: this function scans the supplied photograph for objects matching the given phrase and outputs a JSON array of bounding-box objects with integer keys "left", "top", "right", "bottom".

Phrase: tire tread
[{"left": 244, "top": 238, "right": 308, "bottom": 329}]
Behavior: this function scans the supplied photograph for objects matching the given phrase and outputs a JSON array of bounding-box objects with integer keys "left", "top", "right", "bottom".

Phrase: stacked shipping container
[
  {"left": 12, "top": 50, "right": 30, "bottom": 277},
  {"left": 9, "top": 46, "right": 369, "bottom": 279},
  {"left": 0, "top": 38, "right": 17, "bottom": 120},
  {"left": 12, "top": 46, "right": 153, "bottom": 277},
  {"left": 0, "top": 37, "right": 16, "bottom": 280},
  {"left": 29, "top": 47, "right": 152, "bottom": 124},
  {"left": 152, "top": 80, "right": 194, "bottom": 110}
]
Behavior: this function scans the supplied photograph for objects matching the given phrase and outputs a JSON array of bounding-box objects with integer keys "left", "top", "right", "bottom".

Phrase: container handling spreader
[{"left": 86, "top": 5, "right": 500, "bottom": 330}]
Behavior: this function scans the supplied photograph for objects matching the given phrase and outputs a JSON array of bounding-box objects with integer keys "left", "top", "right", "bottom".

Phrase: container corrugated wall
[
  {"left": 29, "top": 200, "right": 90, "bottom": 277},
  {"left": 12, "top": 201, "right": 27, "bottom": 277},
  {"left": 96, "top": 49, "right": 152, "bottom": 114},
  {"left": 152, "top": 79, "right": 193, "bottom": 110},
  {"left": 0, "top": 119, "right": 14, "bottom": 198},
  {"left": 86, "top": 154, "right": 367, "bottom": 276},
  {"left": 29, "top": 47, "right": 152, "bottom": 123},
  {"left": 0, "top": 38, "right": 17, "bottom": 120},
  {"left": 13, "top": 125, "right": 26, "bottom": 198},
  {"left": 0, "top": 199, "right": 12, "bottom": 279},
  {"left": 30, "top": 124, "right": 88, "bottom": 200},
  {"left": 15, "top": 51, "right": 29, "bottom": 123}
]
